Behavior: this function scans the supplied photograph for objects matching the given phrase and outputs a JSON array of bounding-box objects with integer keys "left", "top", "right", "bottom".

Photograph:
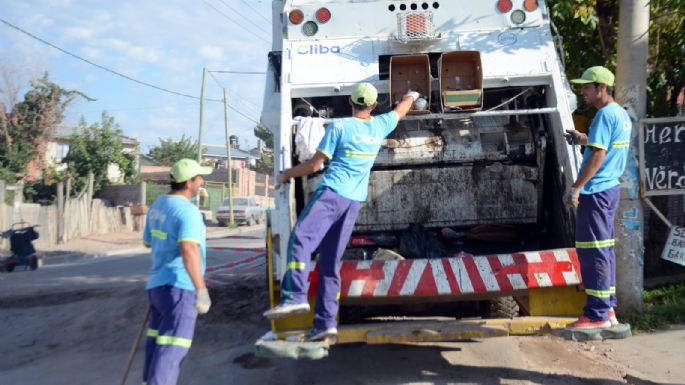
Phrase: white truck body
[{"left": 261, "top": 0, "right": 583, "bottom": 333}]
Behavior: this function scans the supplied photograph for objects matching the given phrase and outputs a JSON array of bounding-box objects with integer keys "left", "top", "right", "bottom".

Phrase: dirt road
[{"left": 1, "top": 238, "right": 683, "bottom": 385}]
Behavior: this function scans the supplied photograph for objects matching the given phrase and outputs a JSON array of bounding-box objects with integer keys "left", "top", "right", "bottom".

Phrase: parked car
[{"left": 216, "top": 196, "right": 265, "bottom": 226}]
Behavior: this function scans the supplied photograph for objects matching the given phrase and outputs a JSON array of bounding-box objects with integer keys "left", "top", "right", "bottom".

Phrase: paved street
[{"left": 1, "top": 228, "right": 684, "bottom": 385}]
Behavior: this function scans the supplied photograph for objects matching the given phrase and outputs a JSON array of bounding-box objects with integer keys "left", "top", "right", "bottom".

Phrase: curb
[{"left": 41, "top": 224, "right": 265, "bottom": 265}]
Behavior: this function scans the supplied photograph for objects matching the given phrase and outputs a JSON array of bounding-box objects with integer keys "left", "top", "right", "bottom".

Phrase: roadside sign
[
  {"left": 638, "top": 117, "right": 685, "bottom": 197},
  {"left": 661, "top": 226, "right": 685, "bottom": 266}
]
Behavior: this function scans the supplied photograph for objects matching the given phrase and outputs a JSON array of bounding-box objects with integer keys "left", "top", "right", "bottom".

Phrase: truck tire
[
  {"left": 485, "top": 296, "right": 520, "bottom": 319},
  {"left": 5, "top": 262, "right": 14, "bottom": 273},
  {"left": 218, "top": 219, "right": 228, "bottom": 227}
]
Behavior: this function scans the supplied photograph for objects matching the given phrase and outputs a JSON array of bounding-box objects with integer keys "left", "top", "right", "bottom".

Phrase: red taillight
[
  {"left": 524, "top": 0, "right": 538, "bottom": 11},
  {"left": 289, "top": 9, "right": 304, "bottom": 25},
  {"left": 497, "top": 0, "right": 513, "bottom": 13},
  {"left": 315, "top": 7, "right": 331, "bottom": 23}
]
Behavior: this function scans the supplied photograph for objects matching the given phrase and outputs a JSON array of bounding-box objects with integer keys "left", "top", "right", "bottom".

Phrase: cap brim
[{"left": 570, "top": 78, "right": 593, "bottom": 84}]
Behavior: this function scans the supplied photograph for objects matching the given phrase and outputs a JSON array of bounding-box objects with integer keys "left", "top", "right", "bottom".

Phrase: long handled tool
[{"left": 119, "top": 307, "right": 150, "bottom": 385}]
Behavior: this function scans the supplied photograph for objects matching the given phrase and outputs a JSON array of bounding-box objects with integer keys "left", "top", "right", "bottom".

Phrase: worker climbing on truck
[
  {"left": 564, "top": 66, "right": 631, "bottom": 329},
  {"left": 263, "top": 82, "right": 418, "bottom": 341}
]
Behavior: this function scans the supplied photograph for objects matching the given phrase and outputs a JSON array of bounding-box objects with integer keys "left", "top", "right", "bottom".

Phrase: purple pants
[
  {"left": 144, "top": 285, "right": 197, "bottom": 385},
  {"left": 576, "top": 186, "right": 620, "bottom": 321},
  {"left": 281, "top": 187, "right": 361, "bottom": 329}
]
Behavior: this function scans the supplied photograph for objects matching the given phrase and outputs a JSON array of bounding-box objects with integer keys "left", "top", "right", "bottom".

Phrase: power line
[
  {"left": 209, "top": 70, "right": 265, "bottom": 74},
  {"left": 216, "top": 0, "right": 272, "bottom": 36},
  {"left": 201, "top": 0, "right": 270, "bottom": 44},
  {"left": 0, "top": 16, "right": 209, "bottom": 102},
  {"left": 239, "top": 0, "right": 272, "bottom": 23},
  {"left": 0, "top": 16, "right": 261, "bottom": 124},
  {"left": 207, "top": 71, "right": 262, "bottom": 123}
]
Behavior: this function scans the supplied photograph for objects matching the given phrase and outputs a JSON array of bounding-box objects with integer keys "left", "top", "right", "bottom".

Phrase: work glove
[
  {"left": 195, "top": 288, "right": 211, "bottom": 314},
  {"left": 563, "top": 187, "right": 581, "bottom": 208},
  {"left": 564, "top": 130, "right": 584, "bottom": 145},
  {"left": 404, "top": 91, "right": 420, "bottom": 101}
]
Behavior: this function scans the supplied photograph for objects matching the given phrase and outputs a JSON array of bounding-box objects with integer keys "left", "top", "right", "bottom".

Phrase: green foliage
[
  {"left": 254, "top": 150, "right": 274, "bottom": 175},
  {"left": 624, "top": 283, "right": 685, "bottom": 332},
  {"left": 0, "top": 73, "right": 90, "bottom": 184},
  {"left": 548, "top": 0, "right": 685, "bottom": 117},
  {"left": 62, "top": 112, "right": 134, "bottom": 195},
  {"left": 254, "top": 124, "right": 274, "bottom": 149},
  {"left": 148, "top": 134, "right": 198, "bottom": 166},
  {"left": 252, "top": 124, "right": 274, "bottom": 175}
]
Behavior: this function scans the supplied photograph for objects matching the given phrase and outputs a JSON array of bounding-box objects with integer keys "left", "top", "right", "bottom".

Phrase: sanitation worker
[
  {"left": 564, "top": 66, "right": 631, "bottom": 329},
  {"left": 143, "top": 158, "right": 212, "bottom": 384},
  {"left": 263, "top": 82, "right": 418, "bottom": 341}
]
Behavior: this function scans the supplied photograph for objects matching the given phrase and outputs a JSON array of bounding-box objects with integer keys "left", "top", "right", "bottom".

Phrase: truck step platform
[{"left": 256, "top": 317, "right": 578, "bottom": 359}]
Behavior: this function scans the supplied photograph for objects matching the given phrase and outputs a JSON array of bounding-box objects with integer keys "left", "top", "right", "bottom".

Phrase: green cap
[
  {"left": 571, "top": 66, "right": 615, "bottom": 86},
  {"left": 170, "top": 159, "right": 212, "bottom": 183},
  {"left": 351, "top": 82, "right": 378, "bottom": 107}
]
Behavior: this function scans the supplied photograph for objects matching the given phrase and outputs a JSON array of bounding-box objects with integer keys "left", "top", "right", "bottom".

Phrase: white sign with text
[{"left": 661, "top": 226, "right": 685, "bottom": 266}]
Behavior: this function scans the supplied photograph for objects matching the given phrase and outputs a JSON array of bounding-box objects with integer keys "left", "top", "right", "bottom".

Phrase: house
[
  {"left": 202, "top": 144, "right": 259, "bottom": 169},
  {"left": 45, "top": 125, "right": 140, "bottom": 184}
]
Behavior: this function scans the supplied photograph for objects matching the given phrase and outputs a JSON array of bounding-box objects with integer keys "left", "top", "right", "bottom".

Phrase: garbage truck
[{"left": 259, "top": 0, "right": 587, "bottom": 347}]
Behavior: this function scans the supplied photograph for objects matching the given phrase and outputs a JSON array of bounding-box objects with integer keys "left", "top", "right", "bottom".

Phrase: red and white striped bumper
[{"left": 306, "top": 248, "right": 582, "bottom": 299}]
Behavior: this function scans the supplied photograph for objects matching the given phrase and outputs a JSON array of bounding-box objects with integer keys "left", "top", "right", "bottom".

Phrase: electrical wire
[
  {"left": 0, "top": 16, "right": 212, "bottom": 102},
  {"left": 239, "top": 0, "right": 271, "bottom": 23},
  {"left": 201, "top": 0, "right": 270, "bottom": 44},
  {"left": 0, "top": 16, "right": 261, "bottom": 124},
  {"left": 216, "top": 0, "right": 272, "bottom": 36}
]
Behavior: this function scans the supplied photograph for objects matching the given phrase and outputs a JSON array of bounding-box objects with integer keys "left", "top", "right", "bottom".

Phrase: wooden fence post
[
  {"left": 56, "top": 181, "right": 64, "bottom": 244},
  {"left": 0, "top": 180, "right": 5, "bottom": 248}
]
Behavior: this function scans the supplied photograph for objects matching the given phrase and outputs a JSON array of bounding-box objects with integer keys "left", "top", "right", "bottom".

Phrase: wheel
[
  {"left": 485, "top": 296, "right": 520, "bottom": 319},
  {"left": 29, "top": 255, "right": 39, "bottom": 270},
  {"left": 217, "top": 219, "right": 228, "bottom": 227},
  {"left": 5, "top": 262, "right": 15, "bottom": 273}
]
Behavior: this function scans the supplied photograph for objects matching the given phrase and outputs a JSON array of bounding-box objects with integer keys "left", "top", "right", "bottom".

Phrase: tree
[
  {"left": 0, "top": 73, "right": 90, "bottom": 183},
  {"left": 253, "top": 123, "right": 274, "bottom": 175},
  {"left": 62, "top": 112, "right": 135, "bottom": 194},
  {"left": 148, "top": 134, "right": 198, "bottom": 166},
  {"left": 548, "top": 0, "right": 685, "bottom": 117}
]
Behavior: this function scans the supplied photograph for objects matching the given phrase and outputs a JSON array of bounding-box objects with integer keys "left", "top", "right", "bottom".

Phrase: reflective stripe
[
  {"left": 151, "top": 229, "right": 167, "bottom": 240},
  {"left": 287, "top": 261, "right": 306, "bottom": 271},
  {"left": 586, "top": 288, "right": 612, "bottom": 298},
  {"left": 611, "top": 140, "right": 630, "bottom": 148},
  {"left": 575, "top": 239, "right": 615, "bottom": 248},
  {"left": 156, "top": 335, "right": 192, "bottom": 348},
  {"left": 147, "top": 328, "right": 158, "bottom": 338},
  {"left": 343, "top": 150, "right": 376, "bottom": 158},
  {"left": 610, "top": 286, "right": 616, "bottom": 294},
  {"left": 586, "top": 142, "right": 608, "bottom": 150},
  {"left": 178, "top": 238, "right": 200, "bottom": 244}
]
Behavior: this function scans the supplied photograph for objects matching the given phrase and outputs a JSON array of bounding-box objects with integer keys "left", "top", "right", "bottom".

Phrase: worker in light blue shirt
[
  {"left": 143, "top": 158, "right": 212, "bottom": 385},
  {"left": 564, "top": 66, "right": 631, "bottom": 330},
  {"left": 263, "top": 82, "right": 417, "bottom": 342}
]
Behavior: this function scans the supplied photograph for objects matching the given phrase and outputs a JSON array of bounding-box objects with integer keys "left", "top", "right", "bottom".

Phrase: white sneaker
[
  {"left": 263, "top": 302, "right": 310, "bottom": 320},
  {"left": 608, "top": 308, "right": 619, "bottom": 326}
]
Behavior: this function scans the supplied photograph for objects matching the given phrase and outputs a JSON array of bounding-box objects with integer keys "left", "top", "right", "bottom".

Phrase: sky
[{"left": 0, "top": 0, "right": 273, "bottom": 153}]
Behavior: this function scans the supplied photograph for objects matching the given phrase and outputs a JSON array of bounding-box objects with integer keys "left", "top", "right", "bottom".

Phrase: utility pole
[
  {"left": 614, "top": 0, "right": 649, "bottom": 315},
  {"left": 197, "top": 67, "right": 207, "bottom": 165},
  {"left": 196, "top": 67, "right": 207, "bottom": 207},
  {"left": 223, "top": 88, "right": 235, "bottom": 226}
]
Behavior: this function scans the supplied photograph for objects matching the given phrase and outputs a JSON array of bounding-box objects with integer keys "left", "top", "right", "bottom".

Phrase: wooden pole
[{"left": 223, "top": 88, "right": 235, "bottom": 226}]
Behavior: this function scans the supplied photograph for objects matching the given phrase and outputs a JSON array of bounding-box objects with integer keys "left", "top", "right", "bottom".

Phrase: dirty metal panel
[
  {"left": 356, "top": 165, "right": 539, "bottom": 231},
  {"left": 376, "top": 116, "right": 535, "bottom": 167}
]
